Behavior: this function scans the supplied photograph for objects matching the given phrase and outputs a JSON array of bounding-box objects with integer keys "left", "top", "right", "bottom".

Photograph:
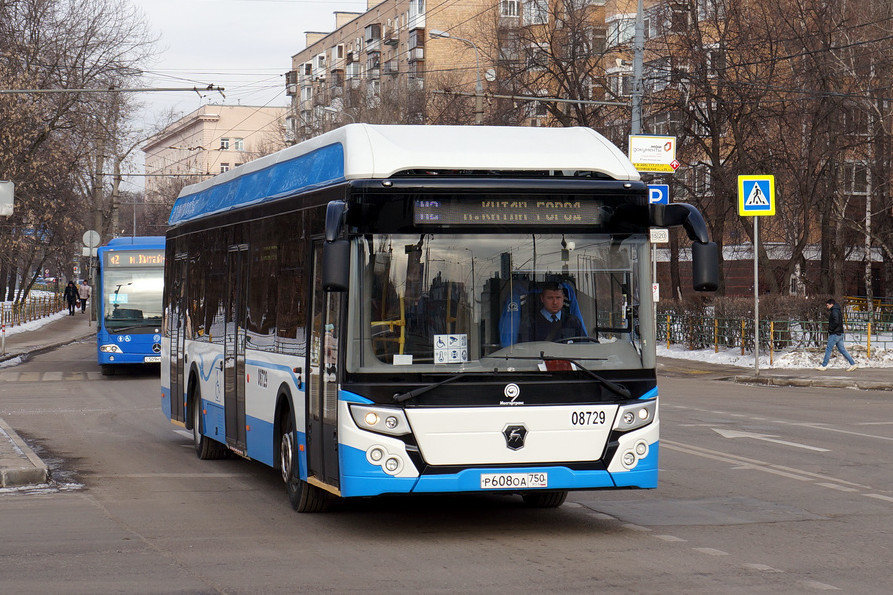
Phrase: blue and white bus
[
  {"left": 161, "top": 125, "right": 717, "bottom": 512},
  {"left": 96, "top": 236, "right": 166, "bottom": 375}
]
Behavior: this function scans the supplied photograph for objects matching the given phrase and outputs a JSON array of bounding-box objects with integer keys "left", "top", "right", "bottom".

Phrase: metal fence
[
  {"left": 656, "top": 313, "right": 892, "bottom": 362},
  {"left": 0, "top": 295, "right": 66, "bottom": 328}
]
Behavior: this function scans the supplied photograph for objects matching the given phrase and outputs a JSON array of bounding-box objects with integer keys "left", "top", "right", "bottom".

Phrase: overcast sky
[{"left": 125, "top": 0, "right": 367, "bottom": 190}]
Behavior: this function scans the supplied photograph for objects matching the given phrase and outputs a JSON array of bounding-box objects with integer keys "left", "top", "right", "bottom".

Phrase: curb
[
  {"left": 732, "top": 375, "right": 893, "bottom": 391},
  {"left": 0, "top": 330, "right": 96, "bottom": 364},
  {"left": 0, "top": 417, "right": 48, "bottom": 488}
]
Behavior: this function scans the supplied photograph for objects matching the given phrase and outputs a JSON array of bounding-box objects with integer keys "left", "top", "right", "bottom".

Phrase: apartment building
[
  {"left": 285, "top": 0, "right": 614, "bottom": 138},
  {"left": 142, "top": 104, "right": 287, "bottom": 200}
]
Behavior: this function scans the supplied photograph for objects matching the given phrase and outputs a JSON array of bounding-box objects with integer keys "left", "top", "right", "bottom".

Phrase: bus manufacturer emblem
[{"left": 503, "top": 424, "right": 528, "bottom": 450}]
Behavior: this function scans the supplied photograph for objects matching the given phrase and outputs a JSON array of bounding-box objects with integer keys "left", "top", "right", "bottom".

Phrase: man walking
[{"left": 816, "top": 298, "right": 857, "bottom": 371}]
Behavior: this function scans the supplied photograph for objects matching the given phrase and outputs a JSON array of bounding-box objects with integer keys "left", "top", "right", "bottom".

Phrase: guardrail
[
  {"left": 0, "top": 295, "right": 67, "bottom": 328},
  {"left": 657, "top": 314, "right": 892, "bottom": 363}
]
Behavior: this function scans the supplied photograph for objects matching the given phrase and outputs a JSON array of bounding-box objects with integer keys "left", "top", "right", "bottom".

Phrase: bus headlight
[
  {"left": 613, "top": 401, "right": 656, "bottom": 432},
  {"left": 350, "top": 405, "right": 411, "bottom": 436},
  {"left": 99, "top": 344, "right": 123, "bottom": 353}
]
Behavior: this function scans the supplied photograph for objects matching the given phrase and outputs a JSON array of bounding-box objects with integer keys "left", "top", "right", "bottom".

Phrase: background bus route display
[
  {"left": 414, "top": 198, "right": 602, "bottom": 225},
  {"left": 104, "top": 250, "right": 166, "bottom": 267}
]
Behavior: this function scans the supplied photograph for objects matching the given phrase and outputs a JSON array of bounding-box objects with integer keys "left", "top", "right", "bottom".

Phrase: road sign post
[
  {"left": 738, "top": 175, "right": 776, "bottom": 376},
  {"left": 83, "top": 230, "right": 100, "bottom": 327},
  {"left": 648, "top": 184, "right": 670, "bottom": 310}
]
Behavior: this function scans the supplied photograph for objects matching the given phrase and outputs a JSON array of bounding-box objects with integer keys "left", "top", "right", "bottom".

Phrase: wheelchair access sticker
[{"left": 434, "top": 334, "right": 468, "bottom": 364}]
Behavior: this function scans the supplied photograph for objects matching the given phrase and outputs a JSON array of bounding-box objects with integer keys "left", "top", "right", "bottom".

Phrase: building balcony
[
  {"left": 409, "top": 47, "right": 424, "bottom": 62},
  {"left": 383, "top": 60, "right": 398, "bottom": 75}
]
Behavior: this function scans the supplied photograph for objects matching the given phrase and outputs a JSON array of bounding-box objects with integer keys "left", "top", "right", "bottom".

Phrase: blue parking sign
[{"left": 648, "top": 184, "right": 669, "bottom": 205}]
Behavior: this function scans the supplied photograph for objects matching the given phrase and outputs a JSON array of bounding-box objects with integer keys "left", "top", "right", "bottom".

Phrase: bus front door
[
  {"left": 169, "top": 254, "right": 187, "bottom": 423},
  {"left": 224, "top": 244, "right": 249, "bottom": 451},
  {"left": 307, "top": 242, "right": 341, "bottom": 490}
]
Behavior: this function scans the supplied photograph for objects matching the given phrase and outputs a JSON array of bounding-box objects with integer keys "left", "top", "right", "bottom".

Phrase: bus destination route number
[
  {"left": 480, "top": 472, "right": 548, "bottom": 489},
  {"left": 414, "top": 198, "right": 601, "bottom": 226},
  {"left": 105, "top": 251, "right": 166, "bottom": 267}
]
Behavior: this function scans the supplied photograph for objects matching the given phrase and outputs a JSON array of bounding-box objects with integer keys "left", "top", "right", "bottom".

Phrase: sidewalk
[
  {"left": 658, "top": 357, "right": 893, "bottom": 391},
  {"left": 1, "top": 312, "right": 95, "bottom": 487}
]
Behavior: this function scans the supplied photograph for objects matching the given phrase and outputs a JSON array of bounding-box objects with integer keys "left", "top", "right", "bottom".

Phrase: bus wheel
[
  {"left": 280, "top": 411, "right": 329, "bottom": 513},
  {"left": 100, "top": 365, "right": 115, "bottom": 376},
  {"left": 522, "top": 490, "right": 568, "bottom": 508},
  {"left": 192, "top": 386, "right": 225, "bottom": 460}
]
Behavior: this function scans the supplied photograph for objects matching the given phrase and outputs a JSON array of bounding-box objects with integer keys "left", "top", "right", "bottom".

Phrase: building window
[
  {"left": 501, "top": 0, "right": 519, "bottom": 17},
  {"left": 220, "top": 163, "right": 230, "bottom": 173},
  {"left": 234, "top": 138, "right": 244, "bottom": 151},
  {"left": 220, "top": 138, "right": 230, "bottom": 150},
  {"left": 524, "top": 0, "right": 549, "bottom": 25},
  {"left": 607, "top": 15, "right": 635, "bottom": 47}
]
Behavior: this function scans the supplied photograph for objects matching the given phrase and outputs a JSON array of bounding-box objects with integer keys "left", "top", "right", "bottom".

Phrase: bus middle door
[
  {"left": 224, "top": 244, "right": 249, "bottom": 452},
  {"left": 168, "top": 253, "right": 188, "bottom": 423},
  {"left": 306, "top": 241, "right": 341, "bottom": 490}
]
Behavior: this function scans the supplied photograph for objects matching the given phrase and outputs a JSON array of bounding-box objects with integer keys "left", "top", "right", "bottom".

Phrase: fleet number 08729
[{"left": 571, "top": 410, "right": 606, "bottom": 426}]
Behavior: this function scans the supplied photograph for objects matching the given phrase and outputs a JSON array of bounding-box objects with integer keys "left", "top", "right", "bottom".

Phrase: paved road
[{"left": 0, "top": 340, "right": 890, "bottom": 592}]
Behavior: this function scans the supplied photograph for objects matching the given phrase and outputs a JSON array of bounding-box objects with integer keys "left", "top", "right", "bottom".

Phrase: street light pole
[{"left": 429, "top": 30, "right": 483, "bottom": 125}]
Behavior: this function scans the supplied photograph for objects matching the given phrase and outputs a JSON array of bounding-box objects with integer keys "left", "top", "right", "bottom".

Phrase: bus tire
[
  {"left": 100, "top": 364, "right": 115, "bottom": 376},
  {"left": 521, "top": 490, "right": 568, "bottom": 508},
  {"left": 191, "top": 383, "right": 226, "bottom": 460},
  {"left": 280, "top": 409, "right": 329, "bottom": 513}
]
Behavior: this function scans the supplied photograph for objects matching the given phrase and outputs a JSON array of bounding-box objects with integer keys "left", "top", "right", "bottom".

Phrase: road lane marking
[
  {"left": 93, "top": 473, "right": 244, "bottom": 478},
  {"left": 622, "top": 523, "right": 651, "bottom": 532},
  {"left": 799, "top": 580, "right": 840, "bottom": 591},
  {"left": 864, "top": 493, "right": 893, "bottom": 503},
  {"left": 173, "top": 429, "right": 193, "bottom": 439},
  {"left": 663, "top": 440, "right": 872, "bottom": 489},
  {"left": 712, "top": 428, "right": 830, "bottom": 452},
  {"left": 693, "top": 547, "right": 729, "bottom": 556},
  {"left": 773, "top": 420, "right": 893, "bottom": 443},
  {"left": 42, "top": 371, "right": 63, "bottom": 381},
  {"left": 654, "top": 535, "right": 686, "bottom": 542},
  {"left": 855, "top": 421, "right": 893, "bottom": 425},
  {"left": 816, "top": 483, "right": 858, "bottom": 492},
  {"left": 743, "top": 563, "right": 782, "bottom": 572}
]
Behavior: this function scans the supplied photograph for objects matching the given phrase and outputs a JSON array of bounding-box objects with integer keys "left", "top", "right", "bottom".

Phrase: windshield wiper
[
  {"left": 486, "top": 353, "right": 630, "bottom": 399},
  {"left": 393, "top": 371, "right": 502, "bottom": 403},
  {"left": 107, "top": 323, "right": 156, "bottom": 333}
]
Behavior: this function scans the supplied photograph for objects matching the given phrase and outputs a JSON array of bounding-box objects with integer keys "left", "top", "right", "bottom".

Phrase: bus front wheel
[
  {"left": 521, "top": 490, "right": 568, "bottom": 508},
  {"left": 280, "top": 411, "right": 329, "bottom": 513}
]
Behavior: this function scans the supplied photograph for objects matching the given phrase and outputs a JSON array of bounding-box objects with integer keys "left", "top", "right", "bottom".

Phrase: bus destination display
[
  {"left": 105, "top": 250, "right": 165, "bottom": 267},
  {"left": 414, "top": 198, "right": 601, "bottom": 226}
]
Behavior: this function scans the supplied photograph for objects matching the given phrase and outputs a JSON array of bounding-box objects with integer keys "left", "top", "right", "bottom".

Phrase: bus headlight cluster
[
  {"left": 350, "top": 404, "right": 411, "bottom": 436},
  {"left": 621, "top": 441, "right": 650, "bottom": 469},
  {"left": 99, "top": 344, "right": 123, "bottom": 353},
  {"left": 612, "top": 401, "right": 656, "bottom": 433},
  {"left": 366, "top": 445, "right": 404, "bottom": 475}
]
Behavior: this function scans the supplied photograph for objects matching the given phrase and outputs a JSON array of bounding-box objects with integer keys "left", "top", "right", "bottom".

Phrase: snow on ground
[
  {"left": 657, "top": 344, "right": 893, "bottom": 369},
  {"left": 1, "top": 310, "right": 68, "bottom": 336}
]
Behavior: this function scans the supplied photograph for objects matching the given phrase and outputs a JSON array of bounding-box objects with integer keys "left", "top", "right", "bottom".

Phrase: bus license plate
[
  {"left": 144, "top": 356, "right": 161, "bottom": 363},
  {"left": 480, "top": 472, "right": 548, "bottom": 489}
]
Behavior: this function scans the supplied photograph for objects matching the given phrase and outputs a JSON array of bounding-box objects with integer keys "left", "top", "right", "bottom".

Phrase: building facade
[{"left": 142, "top": 104, "right": 287, "bottom": 201}]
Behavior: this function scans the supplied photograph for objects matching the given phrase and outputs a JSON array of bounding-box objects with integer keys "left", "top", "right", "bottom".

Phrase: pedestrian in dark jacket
[
  {"left": 63, "top": 281, "right": 79, "bottom": 316},
  {"left": 816, "top": 298, "right": 857, "bottom": 371}
]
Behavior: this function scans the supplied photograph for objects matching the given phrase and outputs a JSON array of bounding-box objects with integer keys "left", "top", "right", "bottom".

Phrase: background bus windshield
[
  {"left": 352, "top": 234, "right": 654, "bottom": 372},
  {"left": 103, "top": 267, "right": 164, "bottom": 330}
]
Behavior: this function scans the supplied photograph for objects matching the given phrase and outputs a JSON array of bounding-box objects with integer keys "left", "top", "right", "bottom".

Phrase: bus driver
[{"left": 519, "top": 282, "right": 586, "bottom": 342}]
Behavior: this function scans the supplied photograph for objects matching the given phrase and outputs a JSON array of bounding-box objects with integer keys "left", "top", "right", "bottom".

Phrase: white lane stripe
[
  {"left": 663, "top": 440, "right": 871, "bottom": 489},
  {"left": 774, "top": 420, "right": 893, "bottom": 442},
  {"left": 173, "top": 429, "right": 193, "bottom": 439},
  {"left": 816, "top": 483, "right": 858, "bottom": 493},
  {"left": 693, "top": 547, "right": 729, "bottom": 556},
  {"left": 43, "top": 371, "right": 63, "bottom": 381},
  {"left": 93, "top": 473, "right": 243, "bottom": 478},
  {"left": 622, "top": 523, "right": 652, "bottom": 532},
  {"left": 654, "top": 534, "right": 686, "bottom": 542},
  {"left": 799, "top": 580, "right": 841, "bottom": 591},
  {"left": 743, "top": 563, "right": 782, "bottom": 573},
  {"left": 864, "top": 493, "right": 893, "bottom": 503},
  {"left": 856, "top": 421, "right": 893, "bottom": 425}
]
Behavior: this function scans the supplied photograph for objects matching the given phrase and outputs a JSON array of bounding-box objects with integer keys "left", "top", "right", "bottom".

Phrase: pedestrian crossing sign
[{"left": 738, "top": 175, "right": 775, "bottom": 216}]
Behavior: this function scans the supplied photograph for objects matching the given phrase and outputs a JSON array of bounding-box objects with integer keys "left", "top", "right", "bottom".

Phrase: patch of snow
[{"left": 657, "top": 344, "right": 892, "bottom": 369}]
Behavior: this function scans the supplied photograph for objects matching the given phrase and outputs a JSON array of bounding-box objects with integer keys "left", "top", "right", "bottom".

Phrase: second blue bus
[{"left": 96, "top": 236, "right": 166, "bottom": 375}]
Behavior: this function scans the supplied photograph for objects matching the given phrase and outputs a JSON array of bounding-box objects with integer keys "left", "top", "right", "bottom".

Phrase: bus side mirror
[
  {"left": 691, "top": 241, "right": 719, "bottom": 292},
  {"left": 322, "top": 240, "right": 350, "bottom": 292}
]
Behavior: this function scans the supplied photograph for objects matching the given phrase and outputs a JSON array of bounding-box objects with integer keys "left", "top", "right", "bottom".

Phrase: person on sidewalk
[
  {"left": 78, "top": 280, "right": 91, "bottom": 313},
  {"left": 63, "top": 281, "right": 79, "bottom": 316},
  {"left": 816, "top": 298, "right": 858, "bottom": 371}
]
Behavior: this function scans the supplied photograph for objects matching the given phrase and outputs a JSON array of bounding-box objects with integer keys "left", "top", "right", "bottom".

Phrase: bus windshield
[
  {"left": 103, "top": 268, "right": 164, "bottom": 331},
  {"left": 350, "top": 233, "right": 654, "bottom": 373}
]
